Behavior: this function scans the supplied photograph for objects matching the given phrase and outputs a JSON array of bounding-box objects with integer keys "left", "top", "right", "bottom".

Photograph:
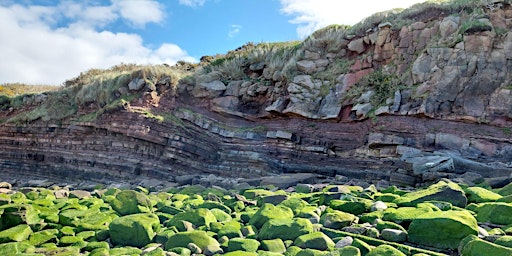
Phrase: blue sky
[{"left": 0, "top": 0, "right": 426, "bottom": 85}]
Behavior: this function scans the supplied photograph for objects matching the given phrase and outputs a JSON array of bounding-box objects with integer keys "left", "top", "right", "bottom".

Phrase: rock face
[{"left": 0, "top": 1, "right": 512, "bottom": 187}]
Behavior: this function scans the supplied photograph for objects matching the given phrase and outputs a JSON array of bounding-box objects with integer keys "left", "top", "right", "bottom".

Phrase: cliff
[{"left": 1, "top": 0, "right": 511, "bottom": 188}]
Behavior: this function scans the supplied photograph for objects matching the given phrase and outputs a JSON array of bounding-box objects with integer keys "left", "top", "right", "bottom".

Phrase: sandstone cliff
[{"left": 0, "top": 0, "right": 511, "bottom": 188}]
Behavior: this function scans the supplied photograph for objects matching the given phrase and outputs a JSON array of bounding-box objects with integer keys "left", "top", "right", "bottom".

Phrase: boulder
[
  {"left": 464, "top": 186, "right": 502, "bottom": 203},
  {"left": 400, "top": 152, "right": 454, "bottom": 175},
  {"left": 336, "top": 245, "right": 361, "bottom": 255},
  {"left": 167, "top": 208, "right": 217, "bottom": 229},
  {"left": 393, "top": 180, "right": 467, "bottom": 208},
  {"left": 459, "top": 235, "right": 512, "bottom": 256},
  {"left": 248, "top": 203, "right": 294, "bottom": 229},
  {"left": 128, "top": 78, "right": 145, "bottom": 91},
  {"left": 0, "top": 224, "right": 32, "bottom": 243},
  {"left": 407, "top": 210, "right": 478, "bottom": 249},
  {"left": 165, "top": 231, "right": 220, "bottom": 252},
  {"left": 294, "top": 232, "right": 335, "bottom": 251},
  {"left": 109, "top": 190, "right": 152, "bottom": 216},
  {"left": 227, "top": 238, "right": 260, "bottom": 252},
  {"left": 320, "top": 210, "right": 358, "bottom": 229},
  {"left": 260, "top": 238, "right": 286, "bottom": 253},
  {"left": 258, "top": 218, "right": 314, "bottom": 241},
  {"left": 367, "top": 244, "right": 406, "bottom": 256},
  {"left": 472, "top": 202, "right": 512, "bottom": 225},
  {"left": 334, "top": 236, "right": 354, "bottom": 249},
  {"left": 380, "top": 229, "right": 407, "bottom": 243},
  {"left": 108, "top": 213, "right": 160, "bottom": 247},
  {"left": 382, "top": 203, "right": 438, "bottom": 224}
]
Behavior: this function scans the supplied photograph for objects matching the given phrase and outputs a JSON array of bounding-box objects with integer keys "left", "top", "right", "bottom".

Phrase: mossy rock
[
  {"left": 223, "top": 251, "right": 258, "bottom": 256},
  {"left": 285, "top": 245, "right": 302, "bottom": 256},
  {"left": 374, "top": 219, "right": 406, "bottom": 232},
  {"left": 382, "top": 203, "right": 438, "bottom": 224},
  {"left": 407, "top": 210, "right": 478, "bottom": 249},
  {"left": 198, "top": 200, "right": 232, "bottom": 214},
  {"left": 165, "top": 230, "right": 220, "bottom": 251},
  {"left": 76, "top": 211, "right": 116, "bottom": 231},
  {"left": 473, "top": 202, "right": 512, "bottom": 225},
  {"left": 261, "top": 238, "right": 286, "bottom": 253},
  {"left": 58, "top": 235, "right": 86, "bottom": 248},
  {"left": 494, "top": 235, "right": 512, "bottom": 248},
  {"left": 320, "top": 210, "right": 358, "bottom": 229},
  {"left": 460, "top": 235, "right": 512, "bottom": 256},
  {"left": 58, "top": 208, "right": 96, "bottom": 227},
  {"left": 108, "top": 190, "right": 152, "bottom": 216},
  {"left": 295, "top": 248, "right": 329, "bottom": 256},
  {"left": 0, "top": 224, "right": 32, "bottom": 243},
  {"left": 294, "top": 232, "right": 335, "bottom": 250},
  {"left": 497, "top": 194, "right": 512, "bottom": 203},
  {"left": 0, "top": 241, "right": 34, "bottom": 256},
  {"left": 257, "top": 250, "right": 285, "bottom": 256},
  {"left": 279, "top": 198, "right": 310, "bottom": 215},
  {"left": 60, "top": 226, "right": 76, "bottom": 236},
  {"left": 179, "top": 185, "right": 207, "bottom": 195},
  {"left": 109, "top": 246, "right": 143, "bottom": 255},
  {"left": 359, "top": 211, "right": 384, "bottom": 224},
  {"left": 258, "top": 218, "right": 314, "bottom": 241},
  {"left": 167, "top": 208, "right": 217, "bottom": 229},
  {"left": 217, "top": 221, "right": 243, "bottom": 239},
  {"left": 393, "top": 180, "right": 467, "bottom": 208},
  {"left": 168, "top": 247, "right": 192, "bottom": 256},
  {"left": 249, "top": 203, "right": 294, "bottom": 229},
  {"left": 28, "top": 229, "right": 58, "bottom": 246},
  {"left": 84, "top": 241, "right": 110, "bottom": 251},
  {"left": 109, "top": 213, "right": 160, "bottom": 247},
  {"left": 210, "top": 208, "right": 233, "bottom": 222},
  {"left": 498, "top": 182, "right": 512, "bottom": 196},
  {"left": 228, "top": 238, "right": 261, "bottom": 252},
  {"left": 465, "top": 187, "right": 502, "bottom": 203},
  {"left": 376, "top": 193, "right": 401, "bottom": 202},
  {"left": 33, "top": 246, "right": 80, "bottom": 255},
  {"left": 337, "top": 245, "right": 361, "bottom": 256},
  {"left": 330, "top": 199, "right": 372, "bottom": 215},
  {"left": 352, "top": 238, "right": 373, "bottom": 255},
  {"left": 243, "top": 189, "right": 275, "bottom": 200},
  {"left": 0, "top": 204, "right": 41, "bottom": 230},
  {"left": 367, "top": 244, "right": 406, "bottom": 256}
]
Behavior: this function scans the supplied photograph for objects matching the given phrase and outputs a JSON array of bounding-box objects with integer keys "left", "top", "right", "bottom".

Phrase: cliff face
[{"left": 1, "top": 1, "right": 511, "bottom": 187}]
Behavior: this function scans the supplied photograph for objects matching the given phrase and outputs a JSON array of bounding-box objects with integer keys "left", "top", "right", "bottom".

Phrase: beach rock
[
  {"left": 109, "top": 213, "right": 160, "bottom": 247},
  {"left": 294, "top": 232, "right": 335, "bottom": 251},
  {"left": 258, "top": 218, "right": 314, "bottom": 241},
  {"left": 407, "top": 210, "right": 478, "bottom": 249},
  {"left": 165, "top": 231, "right": 220, "bottom": 252}
]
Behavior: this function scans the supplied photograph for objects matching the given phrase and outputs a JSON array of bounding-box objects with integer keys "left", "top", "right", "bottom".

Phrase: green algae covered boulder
[
  {"left": 459, "top": 235, "right": 512, "bottom": 256},
  {"left": 109, "top": 213, "right": 160, "bottom": 247},
  {"left": 228, "top": 238, "right": 261, "bottom": 252},
  {"left": 464, "top": 187, "right": 502, "bottom": 203},
  {"left": 249, "top": 203, "right": 294, "bottom": 229},
  {"left": 165, "top": 231, "right": 220, "bottom": 252},
  {"left": 337, "top": 246, "right": 361, "bottom": 256},
  {"left": 28, "top": 229, "right": 58, "bottom": 246},
  {"left": 393, "top": 180, "right": 467, "bottom": 208},
  {"left": 0, "top": 204, "right": 41, "bottom": 230},
  {"left": 498, "top": 182, "right": 512, "bottom": 196},
  {"left": 320, "top": 210, "right": 358, "bottom": 229},
  {"left": 0, "top": 241, "right": 34, "bottom": 256},
  {"left": 294, "top": 232, "right": 335, "bottom": 251},
  {"left": 330, "top": 200, "right": 371, "bottom": 215},
  {"left": 367, "top": 244, "right": 406, "bottom": 256},
  {"left": 258, "top": 218, "right": 314, "bottom": 241},
  {"left": 108, "top": 190, "right": 152, "bottom": 216},
  {"left": 109, "top": 246, "right": 142, "bottom": 255},
  {"left": 494, "top": 235, "right": 512, "bottom": 248},
  {"left": 295, "top": 248, "right": 329, "bottom": 256},
  {"left": 382, "top": 203, "right": 438, "bottom": 224},
  {"left": 260, "top": 238, "right": 286, "bottom": 253},
  {"left": 472, "top": 202, "right": 512, "bottom": 225},
  {"left": 224, "top": 251, "right": 258, "bottom": 256},
  {"left": 0, "top": 224, "right": 32, "bottom": 243},
  {"left": 167, "top": 208, "right": 217, "bottom": 229},
  {"left": 407, "top": 210, "right": 478, "bottom": 249}
]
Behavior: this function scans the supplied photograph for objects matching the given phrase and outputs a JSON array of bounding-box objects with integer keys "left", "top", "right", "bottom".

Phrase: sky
[{"left": 0, "top": 0, "right": 427, "bottom": 85}]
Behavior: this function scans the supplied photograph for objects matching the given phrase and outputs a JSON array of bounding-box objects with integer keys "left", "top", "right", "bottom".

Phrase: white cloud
[
  {"left": 0, "top": 1, "right": 194, "bottom": 85},
  {"left": 280, "top": 0, "right": 427, "bottom": 38},
  {"left": 178, "top": 0, "right": 206, "bottom": 7},
  {"left": 113, "top": 0, "right": 165, "bottom": 28},
  {"left": 228, "top": 24, "right": 242, "bottom": 38}
]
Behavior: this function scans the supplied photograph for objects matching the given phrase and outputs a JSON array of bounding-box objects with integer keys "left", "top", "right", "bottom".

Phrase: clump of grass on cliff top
[
  {"left": 0, "top": 83, "right": 59, "bottom": 97},
  {"left": 189, "top": 41, "right": 302, "bottom": 84},
  {"left": 4, "top": 63, "right": 192, "bottom": 124},
  {"left": 347, "top": 0, "right": 488, "bottom": 36}
]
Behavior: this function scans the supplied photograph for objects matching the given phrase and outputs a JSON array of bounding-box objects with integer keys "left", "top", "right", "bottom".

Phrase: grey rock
[
  {"left": 400, "top": 152, "right": 454, "bottom": 175},
  {"left": 381, "top": 228, "right": 407, "bottom": 242},
  {"left": 371, "top": 201, "right": 388, "bottom": 211},
  {"left": 128, "top": 78, "right": 145, "bottom": 91},
  {"left": 335, "top": 236, "right": 354, "bottom": 248},
  {"left": 348, "top": 38, "right": 365, "bottom": 54}
]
